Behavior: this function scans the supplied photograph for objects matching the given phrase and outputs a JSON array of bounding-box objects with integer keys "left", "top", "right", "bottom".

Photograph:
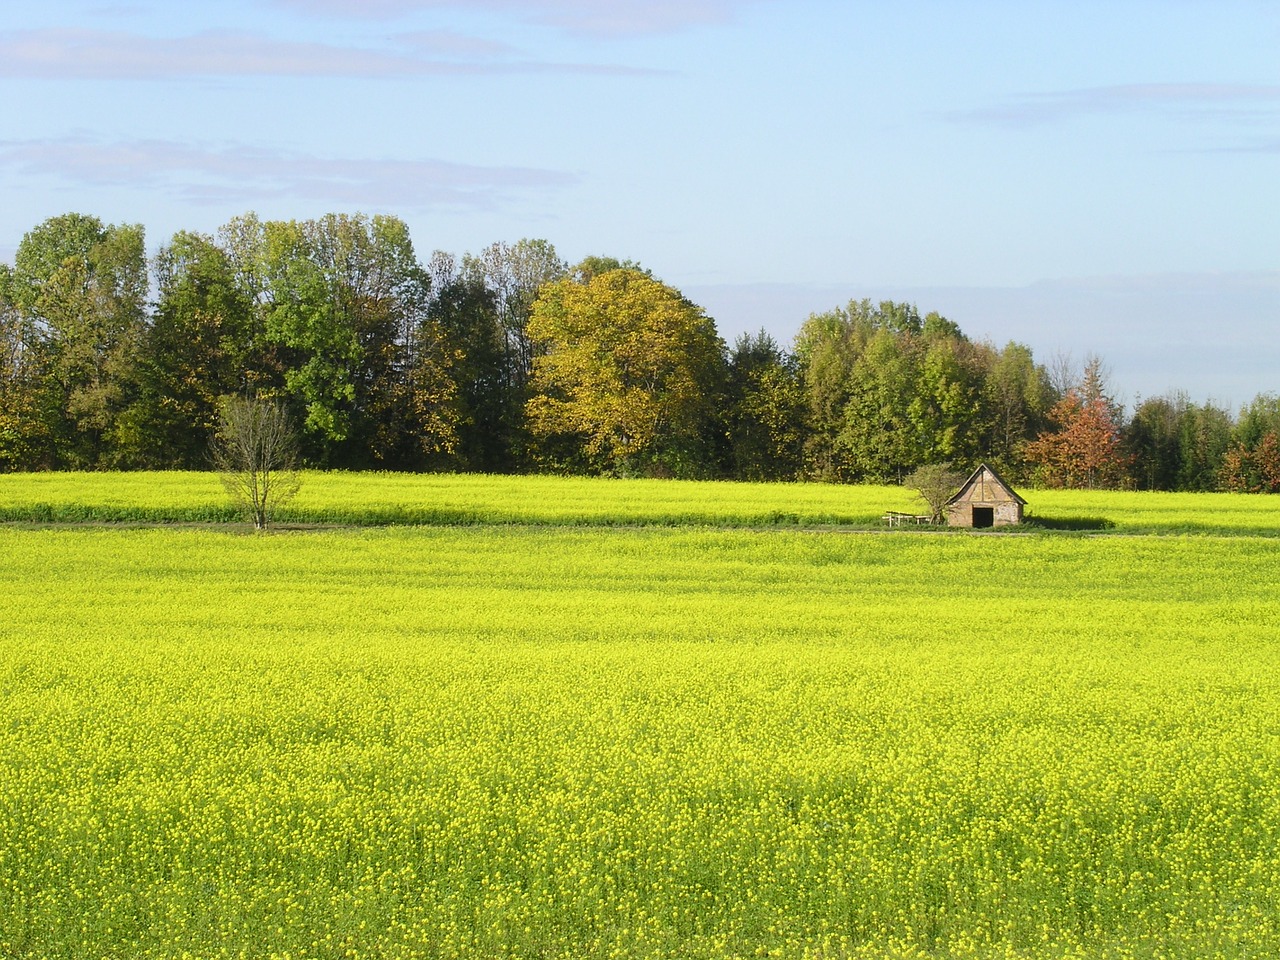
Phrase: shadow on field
[{"left": 1024, "top": 515, "right": 1117, "bottom": 531}]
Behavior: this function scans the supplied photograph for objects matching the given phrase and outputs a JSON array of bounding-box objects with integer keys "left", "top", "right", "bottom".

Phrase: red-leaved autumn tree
[
  {"left": 1025, "top": 357, "right": 1129, "bottom": 489},
  {"left": 1220, "top": 431, "right": 1280, "bottom": 493}
]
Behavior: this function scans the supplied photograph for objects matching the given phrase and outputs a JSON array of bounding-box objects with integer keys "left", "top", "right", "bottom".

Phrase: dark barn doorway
[{"left": 972, "top": 506, "right": 994, "bottom": 529}]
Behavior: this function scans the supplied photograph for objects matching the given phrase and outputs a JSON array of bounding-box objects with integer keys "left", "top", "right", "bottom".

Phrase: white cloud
[
  {"left": 395, "top": 30, "right": 518, "bottom": 59},
  {"left": 0, "top": 27, "right": 656, "bottom": 79},
  {"left": 0, "top": 137, "right": 577, "bottom": 211},
  {"left": 272, "top": 0, "right": 767, "bottom": 37}
]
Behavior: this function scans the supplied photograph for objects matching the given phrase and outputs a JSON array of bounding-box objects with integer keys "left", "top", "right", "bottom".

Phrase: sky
[{"left": 1, "top": 0, "right": 1277, "bottom": 409}]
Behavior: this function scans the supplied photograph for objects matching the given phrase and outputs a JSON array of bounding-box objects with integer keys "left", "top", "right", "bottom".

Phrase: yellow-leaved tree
[{"left": 525, "top": 267, "right": 724, "bottom": 477}]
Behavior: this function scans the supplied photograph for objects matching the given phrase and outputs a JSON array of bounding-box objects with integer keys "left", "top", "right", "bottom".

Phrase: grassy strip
[
  {"left": 0, "top": 471, "right": 911, "bottom": 527},
  {"left": 1, "top": 471, "right": 1278, "bottom": 534}
]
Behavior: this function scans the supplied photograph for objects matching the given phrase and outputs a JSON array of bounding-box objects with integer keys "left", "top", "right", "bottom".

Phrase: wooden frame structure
[
  {"left": 881, "top": 510, "right": 933, "bottom": 527},
  {"left": 944, "top": 463, "right": 1026, "bottom": 528}
]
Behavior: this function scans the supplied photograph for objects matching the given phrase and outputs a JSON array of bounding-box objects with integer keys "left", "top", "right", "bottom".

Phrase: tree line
[{"left": 2, "top": 211, "right": 1277, "bottom": 491}]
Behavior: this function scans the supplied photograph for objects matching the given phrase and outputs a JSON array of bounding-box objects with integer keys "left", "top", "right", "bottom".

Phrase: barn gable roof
[{"left": 945, "top": 462, "right": 1027, "bottom": 506}]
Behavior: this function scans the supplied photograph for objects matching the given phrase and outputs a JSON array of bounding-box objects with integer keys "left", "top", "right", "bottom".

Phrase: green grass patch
[
  {"left": 2, "top": 471, "right": 1279, "bottom": 534},
  {"left": 0, "top": 470, "right": 908, "bottom": 527},
  {"left": 1024, "top": 488, "right": 1280, "bottom": 535}
]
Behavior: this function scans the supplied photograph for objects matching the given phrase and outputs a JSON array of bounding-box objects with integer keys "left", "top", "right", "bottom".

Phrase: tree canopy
[
  {"left": 526, "top": 267, "right": 724, "bottom": 477},
  {"left": 1025, "top": 358, "right": 1129, "bottom": 489},
  {"left": 1, "top": 210, "right": 1276, "bottom": 491}
]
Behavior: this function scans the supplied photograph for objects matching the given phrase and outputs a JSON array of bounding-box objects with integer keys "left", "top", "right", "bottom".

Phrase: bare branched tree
[
  {"left": 212, "top": 396, "right": 301, "bottom": 530},
  {"left": 1047, "top": 349, "right": 1078, "bottom": 400}
]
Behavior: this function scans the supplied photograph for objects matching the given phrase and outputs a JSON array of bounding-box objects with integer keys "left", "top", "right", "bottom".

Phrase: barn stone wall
[
  {"left": 995, "top": 501, "right": 1023, "bottom": 526},
  {"left": 945, "top": 499, "right": 1022, "bottom": 528},
  {"left": 944, "top": 465, "right": 1025, "bottom": 528}
]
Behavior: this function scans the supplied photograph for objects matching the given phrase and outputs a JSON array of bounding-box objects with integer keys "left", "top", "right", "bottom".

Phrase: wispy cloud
[
  {"left": 0, "top": 27, "right": 658, "bottom": 79},
  {"left": 1210, "top": 135, "right": 1280, "bottom": 155},
  {"left": 954, "top": 82, "right": 1280, "bottom": 129},
  {"left": 396, "top": 30, "right": 519, "bottom": 59},
  {"left": 272, "top": 0, "right": 766, "bottom": 37},
  {"left": 0, "top": 137, "right": 578, "bottom": 210}
]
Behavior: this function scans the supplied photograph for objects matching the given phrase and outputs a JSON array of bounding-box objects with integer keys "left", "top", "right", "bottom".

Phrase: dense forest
[{"left": 1, "top": 211, "right": 1277, "bottom": 491}]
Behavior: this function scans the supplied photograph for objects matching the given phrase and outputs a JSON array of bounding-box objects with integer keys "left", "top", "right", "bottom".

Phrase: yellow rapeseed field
[{"left": 2, "top": 516, "right": 1278, "bottom": 958}]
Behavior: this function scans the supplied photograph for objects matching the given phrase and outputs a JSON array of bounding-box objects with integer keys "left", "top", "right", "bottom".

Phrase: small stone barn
[{"left": 945, "top": 463, "right": 1026, "bottom": 528}]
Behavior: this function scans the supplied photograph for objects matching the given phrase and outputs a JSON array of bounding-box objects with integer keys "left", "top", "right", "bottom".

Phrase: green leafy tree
[
  {"left": 1233, "top": 393, "right": 1280, "bottom": 450},
  {"left": 794, "top": 299, "right": 991, "bottom": 482},
  {"left": 838, "top": 327, "right": 923, "bottom": 481},
  {"left": 426, "top": 251, "right": 509, "bottom": 471},
  {"left": 118, "top": 231, "right": 262, "bottom": 467},
  {"left": 912, "top": 331, "right": 986, "bottom": 467},
  {"left": 461, "top": 239, "right": 566, "bottom": 464},
  {"left": 723, "top": 331, "right": 805, "bottom": 481},
  {"left": 1175, "top": 400, "right": 1232, "bottom": 491},
  {"left": 248, "top": 213, "right": 454, "bottom": 467},
  {"left": 1125, "top": 393, "right": 1231, "bottom": 491},
  {"left": 904, "top": 463, "right": 967, "bottom": 524},
  {"left": 1126, "top": 394, "right": 1184, "bottom": 491},
  {"left": 0, "top": 266, "right": 49, "bottom": 469},
  {"left": 9, "top": 213, "right": 147, "bottom": 467},
  {"left": 793, "top": 307, "right": 863, "bottom": 480},
  {"left": 258, "top": 217, "right": 361, "bottom": 455},
  {"left": 571, "top": 255, "right": 649, "bottom": 283},
  {"left": 396, "top": 310, "right": 462, "bottom": 471},
  {"left": 981, "top": 341, "right": 1053, "bottom": 479},
  {"left": 794, "top": 299, "right": 917, "bottom": 480},
  {"left": 526, "top": 269, "right": 725, "bottom": 476}
]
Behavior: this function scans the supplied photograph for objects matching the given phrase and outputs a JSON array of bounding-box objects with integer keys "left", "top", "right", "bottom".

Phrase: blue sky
[{"left": 2, "top": 0, "right": 1277, "bottom": 407}]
